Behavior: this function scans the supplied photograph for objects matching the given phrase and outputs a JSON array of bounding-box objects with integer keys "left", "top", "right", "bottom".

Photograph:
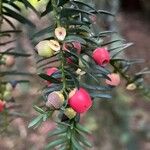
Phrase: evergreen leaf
[
  {"left": 3, "top": 6, "right": 35, "bottom": 27},
  {"left": 38, "top": 73, "right": 61, "bottom": 84},
  {"left": 45, "top": 138, "right": 67, "bottom": 150},
  {"left": 28, "top": 115, "right": 43, "bottom": 128}
]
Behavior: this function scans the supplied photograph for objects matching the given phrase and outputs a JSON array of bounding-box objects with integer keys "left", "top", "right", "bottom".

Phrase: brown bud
[{"left": 46, "top": 91, "right": 64, "bottom": 109}]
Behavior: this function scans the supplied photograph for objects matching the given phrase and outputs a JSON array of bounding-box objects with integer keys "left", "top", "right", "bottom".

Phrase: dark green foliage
[
  {"left": 45, "top": 121, "right": 92, "bottom": 150},
  {"left": 28, "top": 105, "right": 53, "bottom": 129},
  {"left": 2, "top": 0, "right": 36, "bottom": 27}
]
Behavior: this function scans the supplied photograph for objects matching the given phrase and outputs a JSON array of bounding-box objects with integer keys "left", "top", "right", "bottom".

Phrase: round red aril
[
  {"left": 68, "top": 88, "right": 92, "bottom": 113},
  {"left": 105, "top": 73, "right": 121, "bottom": 86},
  {"left": 46, "top": 67, "right": 58, "bottom": 85},
  {"left": 92, "top": 47, "right": 110, "bottom": 66},
  {"left": 0, "top": 100, "right": 5, "bottom": 112}
]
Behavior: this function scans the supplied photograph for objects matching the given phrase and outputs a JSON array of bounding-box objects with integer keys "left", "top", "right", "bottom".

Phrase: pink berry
[
  {"left": 92, "top": 47, "right": 110, "bottom": 66},
  {"left": 63, "top": 41, "right": 81, "bottom": 64},
  {"left": 72, "top": 41, "right": 81, "bottom": 54},
  {"left": 46, "top": 67, "right": 58, "bottom": 85},
  {"left": 46, "top": 67, "right": 58, "bottom": 76},
  {"left": 68, "top": 88, "right": 92, "bottom": 113},
  {"left": 105, "top": 73, "right": 120, "bottom": 86}
]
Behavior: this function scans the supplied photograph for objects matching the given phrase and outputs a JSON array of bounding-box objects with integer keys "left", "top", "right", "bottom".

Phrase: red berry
[
  {"left": 68, "top": 88, "right": 92, "bottom": 113},
  {"left": 0, "top": 100, "right": 5, "bottom": 112},
  {"left": 46, "top": 67, "right": 58, "bottom": 76},
  {"left": 66, "top": 57, "right": 73, "bottom": 64},
  {"left": 92, "top": 47, "right": 110, "bottom": 66},
  {"left": 62, "top": 42, "right": 81, "bottom": 64},
  {"left": 46, "top": 67, "right": 58, "bottom": 85},
  {"left": 105, "top": 73, "right": 120, "bottom": 86}
]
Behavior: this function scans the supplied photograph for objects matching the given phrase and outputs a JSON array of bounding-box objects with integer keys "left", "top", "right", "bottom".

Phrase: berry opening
[{"left": 102, "top": 60, "right": 109, "bottom": 66}]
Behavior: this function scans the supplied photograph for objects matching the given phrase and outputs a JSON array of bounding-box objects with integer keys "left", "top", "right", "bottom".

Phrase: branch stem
[{"left": 52, "top": 0, "right": 67, "bottom": 94}]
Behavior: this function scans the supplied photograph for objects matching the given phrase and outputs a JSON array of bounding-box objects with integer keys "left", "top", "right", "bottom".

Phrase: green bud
[{"left": 35, "top": 40, "right": 55, "bottom": 57}]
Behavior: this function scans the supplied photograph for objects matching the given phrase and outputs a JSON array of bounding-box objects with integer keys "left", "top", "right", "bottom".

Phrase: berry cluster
[
  {"left": 28, "top": 1, "right": 149, "bottom": 149},
  {"left": 35, "top": 26, "right": 121, "bottom": 120}
]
